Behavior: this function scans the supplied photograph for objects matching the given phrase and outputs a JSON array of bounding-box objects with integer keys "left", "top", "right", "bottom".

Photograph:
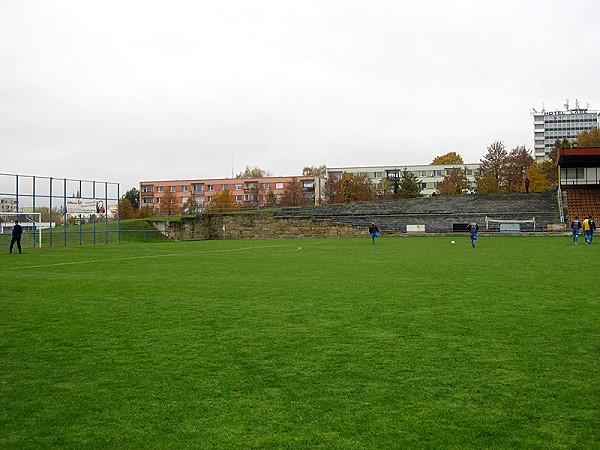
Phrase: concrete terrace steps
[{"left": 274, "top": 192, "right": 562, "bottom": 233}]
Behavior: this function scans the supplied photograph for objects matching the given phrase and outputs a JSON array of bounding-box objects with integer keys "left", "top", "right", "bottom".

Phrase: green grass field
[{"left": 1, "top": 236, "right": 598, "bottom": 449}]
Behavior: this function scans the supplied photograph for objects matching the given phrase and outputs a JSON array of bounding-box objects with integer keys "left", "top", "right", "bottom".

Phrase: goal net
[
  {"left": 485, "top": 216, "right": 536, "bottom": 232},
  {"left": 0, "top": 212, "right": 43, "bottom": 248}
]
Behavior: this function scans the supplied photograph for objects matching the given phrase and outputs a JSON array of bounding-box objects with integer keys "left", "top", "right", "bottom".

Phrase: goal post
[
  {"left": 0, "top": 212, "right": 43, "bottom": 248},
  {"left": 485, "top": 216, "right": 536, "bottom": 231}
]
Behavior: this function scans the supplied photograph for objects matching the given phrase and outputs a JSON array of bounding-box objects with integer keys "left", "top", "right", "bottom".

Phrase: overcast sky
[{"left": 2, "top": 0, "right": 599, "bottom": 190}]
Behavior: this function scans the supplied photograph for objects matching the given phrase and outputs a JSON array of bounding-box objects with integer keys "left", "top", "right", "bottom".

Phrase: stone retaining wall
[
  {"left": 157, "top": 213, "right": 370, "bottom": 240},
  {"left": 156, "top": 192, "right": 564, "bottom": 240}
]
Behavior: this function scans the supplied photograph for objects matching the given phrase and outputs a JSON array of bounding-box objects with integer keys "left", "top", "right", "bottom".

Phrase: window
[
  {"left": 234, "top": 183, "right": 242, "bottom": 190},
  {"left": 142, "top": 185, "right": 153, "bottom": 193},
  {"left": 170, "top": 186, "right": 176, "bottom": 192},
  {"left": 192, "top": 184, "right": 204, "bottom": 192},
  {"left": 182, "top": 185, "right": 189, "bottom": 192},
  {"left": 262, "top": 183, "right": 270, "bottom": 189},
  {"left": 221, "top": 184, "right": 228, "bottom": 191},
  {"left": 156, "top": 186, "right": 164, "bottom": 192},
  {"left": 419, "top": 171, "right": 427, "bottom": 177},
  {"left": 142, "top": 197, "right": 153, "bottom": 204},
  {"left": 235, "top": 195, "right": 243, "bottom": 202},
  {"left": 276, "top": 182, "right": 284, "bottom": 189},
  {"left": 207, "top": 185, "right": 215, "bottom": 191},
  {"left": 181, "top": 197, "right": 188, "bottom": 203}
]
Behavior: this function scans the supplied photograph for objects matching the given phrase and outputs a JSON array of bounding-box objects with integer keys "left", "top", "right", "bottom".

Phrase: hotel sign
[{"left": 546, "top": 109, "right": 588, "bottom": 115}]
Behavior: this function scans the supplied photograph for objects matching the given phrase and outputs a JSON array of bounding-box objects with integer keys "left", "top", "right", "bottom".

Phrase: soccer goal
[
  {"left": 0, "top": 212, "right": 43, "bottom": 248},
  {"left": 484, "top": 216, "right": 536, "bottom": 232}
]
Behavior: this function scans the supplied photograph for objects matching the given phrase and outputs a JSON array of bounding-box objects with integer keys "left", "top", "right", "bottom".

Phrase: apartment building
[
  {"left": 140, "top": 176, "right": 324, "bottom": 212},
  {"left": 0, "top": 197, "right": 17, "bottom": 213},
  {"left": 326, "top": 163, "right": 480, "bottom": 197},
  {"left": 532, "top": 100, "right": 599, "bottom": 160}
]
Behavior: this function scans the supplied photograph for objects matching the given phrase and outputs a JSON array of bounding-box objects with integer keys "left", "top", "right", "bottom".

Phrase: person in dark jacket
[
  {"left": 467, "top": 222, "right": 479, "bottom": 248},
  {"left": 368, "top": 222, "right": 379, "bottom": 244},
  {"left": 570, "top": 216, "right": 582, "bottom": 244},
  {"left": 9, "top": 219, "right": 23, "bottom": 254}
]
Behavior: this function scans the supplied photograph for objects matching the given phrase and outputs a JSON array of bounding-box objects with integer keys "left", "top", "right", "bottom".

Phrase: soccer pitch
[{"left": 1, "top": 236, "right": 598, "bottom": 448}]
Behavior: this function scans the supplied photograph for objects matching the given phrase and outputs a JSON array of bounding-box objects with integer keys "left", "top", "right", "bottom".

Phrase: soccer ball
[{"left": 451, "top": 240, "right": 455, "bottom": 244}]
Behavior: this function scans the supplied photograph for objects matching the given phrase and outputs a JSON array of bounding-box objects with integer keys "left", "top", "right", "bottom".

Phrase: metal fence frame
[{"left": 0, "top": 172, "right": 120, "bottom": 246}]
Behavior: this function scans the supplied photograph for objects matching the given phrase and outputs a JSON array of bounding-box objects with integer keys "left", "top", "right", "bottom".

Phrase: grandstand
[
  {"left": 557, "top": 147, "right": 600, "bottom": 221},
  {"left": 271, "top": 192, "right": 562, "bottom": 233}
]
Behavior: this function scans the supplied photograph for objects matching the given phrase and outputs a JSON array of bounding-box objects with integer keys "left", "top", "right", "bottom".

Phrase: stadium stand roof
[{"left": 557, "top": 147, "right": 600, "bottom": 168}]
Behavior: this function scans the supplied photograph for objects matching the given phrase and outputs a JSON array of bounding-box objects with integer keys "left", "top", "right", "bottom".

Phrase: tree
[
  {"left": 280, "top": 178, "right": 306, "bottom": 206},
  {"left": 375, "top": 178, "right": 392, "bottom": 199},
  {"left": 236, "top": 166, "right": 272, "bottom": 178},
  {"left": 324, "top": 177, "right": 342, "bottom": 204},
  {"left": 555, "top": 138, "right": 571, "bottom": 149},
  {"left": 138, "top": 205, "right": 152, "bottom": 218},
  {"left": 323, "top": 173, "right": 373, "bottom": 204},
  {"left": 302, "top": 165, "right": 327, "bottom": 177},
  {"left": 183, "top": 195, "right": 199, "bottom": 214},
  {"left": 436, "top": 167, "right": 470, "bottom": 195},
  {"left": 337, "top": 173, "right": 374, "bottom": 202},
  {"left": 159, "top": 190, "right": 180, "bottom": 216},
  {"left": 266, "top": 189, "right": 278, "bottom": 206},
  {"left": 118, "top": 197, "right": 136, "bottom": 219},
  {"left": 475, "top": 141, "right": 508, "bottom": 193},
  {"left": 524, "top": 162, "right": 552, "bottom": 192},
  {"left": 432, "top": 151, "right": 464, "bottom": 165},
  {"left": 123, "top": 187, "right": 140, "bottom": 209},
  {"left": 397, "top": 169, "right": 422, "bottom": 198},
  {"left": 504, "top": 146, "right": 535, "bottom": 192},
  {"left": 205, "top": 189, "right": 237, "bottom": 213},
  {"left": 576, "top": 128, "right": 600, "bottom": 147}
]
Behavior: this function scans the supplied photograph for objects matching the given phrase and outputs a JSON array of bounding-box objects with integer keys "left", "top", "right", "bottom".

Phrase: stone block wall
[{"left": 156, "top": 192, "right": 564, "bottom": 240}]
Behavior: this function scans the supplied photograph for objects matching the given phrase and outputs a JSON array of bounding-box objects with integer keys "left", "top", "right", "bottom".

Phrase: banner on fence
[{"left": 66, "top": 199, "right": 101, "bottom": 214}]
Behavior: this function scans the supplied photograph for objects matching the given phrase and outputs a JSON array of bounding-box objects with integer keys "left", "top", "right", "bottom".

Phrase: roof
[{"left": 556, "top": 147, "right": 600, "bottom": 168}]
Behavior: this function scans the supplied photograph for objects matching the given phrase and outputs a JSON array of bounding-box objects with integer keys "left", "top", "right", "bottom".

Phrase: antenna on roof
[
  {"left": 575, "top": 99, "right": 580, "bottom": 109},
  {"left": 564, "top": 99, "right": 569, "bottom": 111}
]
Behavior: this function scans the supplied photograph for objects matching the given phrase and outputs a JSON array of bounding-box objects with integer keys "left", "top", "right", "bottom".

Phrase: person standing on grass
[
  {"left": 589, "top": 215, "right": 596, "bottom": 244},
  {"left": 582, "top": 216, "right": 592, "bottom": 244},
  {"left": 9, "top": 219, "right": 23, "bottom": 254},
  {"left": 467, "top": 222, "right": 479, "bottom": 248},
  {"left": 570, "top": 216, "right": 582, "bottom": 244},
  {"left": 368, "top": 222, "right": 379, "bottom": 244}
]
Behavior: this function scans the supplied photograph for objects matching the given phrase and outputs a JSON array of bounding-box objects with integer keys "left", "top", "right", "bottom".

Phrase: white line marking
[{"left": 0, "top": 241, "right": 326, "bottom": 270}]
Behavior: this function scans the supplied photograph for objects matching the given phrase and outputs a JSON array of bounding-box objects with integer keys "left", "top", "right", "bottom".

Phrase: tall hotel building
[{"left": 532, "top": 100, "right": 599, "bottom": 160}]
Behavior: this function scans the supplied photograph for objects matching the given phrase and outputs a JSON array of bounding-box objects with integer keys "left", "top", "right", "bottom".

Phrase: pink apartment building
[{"left": 140, "top": 176, "right": 324, "bottom": 212}]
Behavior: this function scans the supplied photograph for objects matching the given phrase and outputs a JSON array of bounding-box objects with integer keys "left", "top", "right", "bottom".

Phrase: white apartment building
[
  {"left": 327, "top": 163, "right": 480, "bottom": 197},
  {"left": 532, "top": 100, "right": 599, "bottom": 160}
]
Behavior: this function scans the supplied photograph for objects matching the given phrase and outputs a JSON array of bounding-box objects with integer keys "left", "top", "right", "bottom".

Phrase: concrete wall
[
  {"left": 156, "top": 192, "right": 563, "bottom": 240},
  {"left": 157, "top": 213, "right": 370, "bottom": 240}
]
